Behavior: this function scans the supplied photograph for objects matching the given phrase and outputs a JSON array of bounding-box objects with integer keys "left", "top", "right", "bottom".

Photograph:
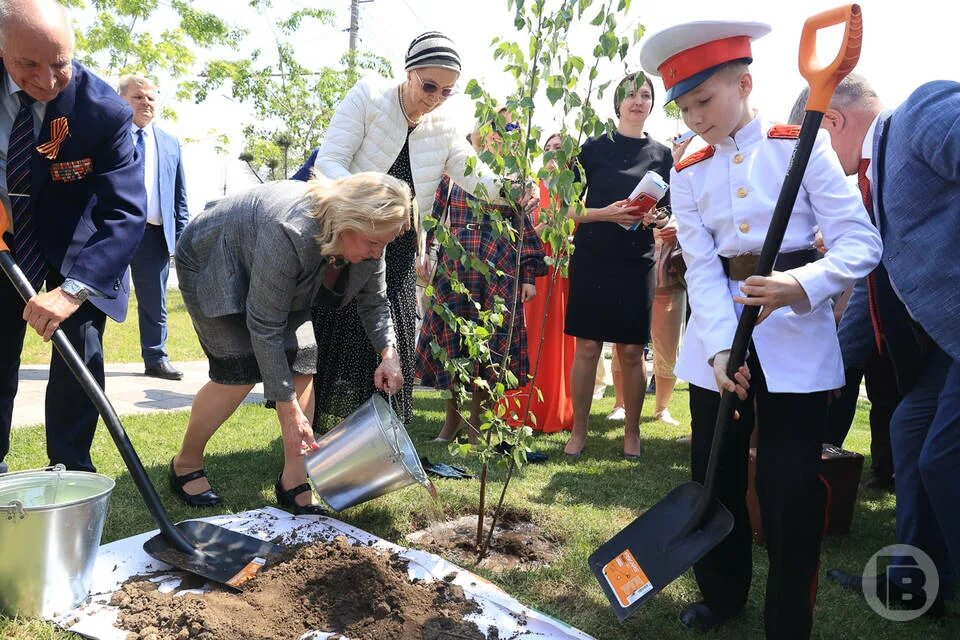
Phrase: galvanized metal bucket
[
  {"left": 304, "top": 394, "right": 435, "bottom": 511},
  {"left": 0, "top": 465, "right": 114, "bottom": 618}
]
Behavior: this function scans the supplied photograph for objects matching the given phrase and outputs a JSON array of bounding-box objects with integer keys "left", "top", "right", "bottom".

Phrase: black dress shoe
[
  {"left": 168, "top": 458, "right": 222, "bottom": 507},
  {"left": 275, "top": 474, "right": 329, "bottom": 516},
  {"left": 827, "top": 569, "right": 945, "bottom": 618},
  {"left": 145, "top": 361, "right": 184, "bottom": 380},
  {"left": 678, "top": 602, "right": 737, "bottom": 632}
]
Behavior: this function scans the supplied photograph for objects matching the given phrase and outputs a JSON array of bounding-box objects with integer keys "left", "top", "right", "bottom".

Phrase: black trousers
[
  {"left": 824, "top": 354, "right": 898, "bottom": 480},
  {"left": 689, "top": 351, "right": 827, "bottom": 639},
  {"left": 0, "top": 270, "right": 106, "bottom": 472}
]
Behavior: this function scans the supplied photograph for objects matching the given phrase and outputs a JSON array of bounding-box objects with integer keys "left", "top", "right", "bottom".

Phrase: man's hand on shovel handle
[{"left": 23, "top": 288, "right": 81, "bottom": 341}]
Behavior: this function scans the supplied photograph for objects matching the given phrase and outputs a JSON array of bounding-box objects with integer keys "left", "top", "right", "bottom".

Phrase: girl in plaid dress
[{"left": 416, "top": 117, "right": 546, "bottom": 441}]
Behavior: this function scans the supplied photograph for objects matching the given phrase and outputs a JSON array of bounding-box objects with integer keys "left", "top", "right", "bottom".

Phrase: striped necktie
[{"left": 7, "top": 91, "right": 47, "bottom": 289}]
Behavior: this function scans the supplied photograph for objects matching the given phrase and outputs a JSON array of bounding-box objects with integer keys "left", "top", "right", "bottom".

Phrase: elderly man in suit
[
  {"left": 0, "top": 0, "right": 146, "bottom": 474},
  {"left": 118, "top": 74, "right": 189, "bottom": 380},
  {"left": 794, "top": 75, "right": 960, "bottom": 617}
]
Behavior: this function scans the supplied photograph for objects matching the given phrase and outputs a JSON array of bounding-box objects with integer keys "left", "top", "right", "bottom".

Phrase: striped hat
[{"left": 405, "top": 31, "right": 461, "bottom": 72}]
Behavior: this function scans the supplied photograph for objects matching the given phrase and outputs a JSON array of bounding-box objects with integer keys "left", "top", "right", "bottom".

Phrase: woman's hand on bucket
[
  {"left": 374, "top": 346, "right": 404, "bottom": 394},
  {"left": 275, "top": 399, "right": 318, "bottom": 455}
]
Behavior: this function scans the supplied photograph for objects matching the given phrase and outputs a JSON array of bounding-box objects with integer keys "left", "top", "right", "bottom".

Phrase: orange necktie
[{"left": 858, "top": 158, "right": 884, "bottom": 354}]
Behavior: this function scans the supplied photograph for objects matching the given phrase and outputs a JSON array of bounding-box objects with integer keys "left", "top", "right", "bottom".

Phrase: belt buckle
[{"left": 464, "top": 223, "right": 478, "bottom": 231}]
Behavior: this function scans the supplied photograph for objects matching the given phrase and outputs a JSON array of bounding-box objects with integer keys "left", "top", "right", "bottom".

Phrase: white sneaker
[
  {"left": 655, "top": 409, "right": 680, "bottom": 426},
  {"left": 607, "top": 406, "right": 626, "bottom": 421}
]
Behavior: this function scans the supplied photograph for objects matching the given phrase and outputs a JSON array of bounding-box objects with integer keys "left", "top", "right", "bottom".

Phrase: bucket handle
[
  {"left": 0, "top": 463, "right": 67, "bottom": 478},
  {"left": 0, "top": 464, "right": 65, "bottom": 520},
  {"left": 0, "top": 499, "right": 25, "bottom": 520},
  {"left": 386, "top": 394, "right": 403, "bottom": 460}
]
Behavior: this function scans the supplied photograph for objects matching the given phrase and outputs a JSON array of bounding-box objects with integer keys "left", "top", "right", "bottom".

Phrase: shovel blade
[
  {"left": 143, "top": 520, "right": 283, "bottom": 590},
  {"left": 588, "top": 482, "right": 734, "bottom": 621}
]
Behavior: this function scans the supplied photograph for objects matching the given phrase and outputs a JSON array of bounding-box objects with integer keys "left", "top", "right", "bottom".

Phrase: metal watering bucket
[
  {"left": 304, "top": 395, "right": 436, "bottom": 511},
  {"left": 0, "top": 465, "right": 114, "bottom": 618}
]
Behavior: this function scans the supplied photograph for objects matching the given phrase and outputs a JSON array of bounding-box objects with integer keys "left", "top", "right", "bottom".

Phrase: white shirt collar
[
  {"left": 4, "top": 71, "right": 49, "bottom": 105},
  {"left": 714, "top": 114, "right": 763, "bottom": 153},
  {"left": 861, "top": 114, "right": 880, "bottom": 164},
  {"left": 131, "top": 122, "right": 154, "bottom": 137}
]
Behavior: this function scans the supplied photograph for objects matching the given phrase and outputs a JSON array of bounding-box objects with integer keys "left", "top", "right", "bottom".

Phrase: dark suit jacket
[
  {"left": 2, "top": 59, "right": 147, "bottom": 322},
  {"left": 153, "top": 126, "right": 189, "bottom": 254}
]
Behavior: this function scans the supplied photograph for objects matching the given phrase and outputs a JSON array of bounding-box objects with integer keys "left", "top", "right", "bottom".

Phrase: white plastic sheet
[{"left": 51, "top": 507, "right": 595, "bottom": 640}]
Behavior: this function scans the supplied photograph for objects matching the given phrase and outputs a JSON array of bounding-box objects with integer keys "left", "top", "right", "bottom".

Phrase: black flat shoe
[
  {"left": 275, "top": 474, "right": 329, "bottom": 516},
  {"left": 168, "top": 458, "right": 222, "bottom": 507},
  {"left": 678, "top": 602, "right": 737, "bottom": 632}
]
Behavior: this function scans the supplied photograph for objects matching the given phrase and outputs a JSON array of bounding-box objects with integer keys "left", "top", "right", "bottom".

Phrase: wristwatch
[{"left": 61, "top": 280, "right": 91, "bottom": 305}]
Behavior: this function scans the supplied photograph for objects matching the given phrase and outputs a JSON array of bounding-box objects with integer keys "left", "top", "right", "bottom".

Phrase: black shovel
[
  {"left": 589, "top": 4, "right": 864, "bottom": 620},
  {"left": 0, "top": 207, "right": 281, "bottom": 590}
]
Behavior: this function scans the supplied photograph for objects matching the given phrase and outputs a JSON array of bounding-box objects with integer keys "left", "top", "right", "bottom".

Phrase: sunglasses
[{"left": 414, "top": 70, "right": 457, "bottom": 98}]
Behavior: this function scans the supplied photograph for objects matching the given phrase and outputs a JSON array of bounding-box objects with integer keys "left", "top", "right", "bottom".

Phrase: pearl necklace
[{"left": 398, "top": 84, "right": 420, "bottom": 127}]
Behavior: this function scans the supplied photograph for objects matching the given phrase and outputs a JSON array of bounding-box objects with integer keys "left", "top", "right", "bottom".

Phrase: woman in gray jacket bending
[{"left": 170, "top": 172, "right": 410, "bottom": 514}]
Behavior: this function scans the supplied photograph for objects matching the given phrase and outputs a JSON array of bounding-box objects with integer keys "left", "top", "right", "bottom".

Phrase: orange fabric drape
[{"left": 502, "top": 182, "right": 575, "bottom": 432}]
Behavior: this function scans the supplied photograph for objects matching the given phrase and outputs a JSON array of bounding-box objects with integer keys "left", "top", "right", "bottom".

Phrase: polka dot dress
[{"left": 312, "top": 129, "right": 418, "bottom": 429}]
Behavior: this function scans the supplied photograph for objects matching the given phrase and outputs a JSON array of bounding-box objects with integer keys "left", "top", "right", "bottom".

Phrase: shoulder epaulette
[
  {"left": 674, "top": 146, "right": 716, "bottom": 172},
  {"left": 768, "top": 124, "right": 801, "bottom": 139}
]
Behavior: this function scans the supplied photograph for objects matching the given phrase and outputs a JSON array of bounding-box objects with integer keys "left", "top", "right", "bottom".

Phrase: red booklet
[{"left": 626, "top": 192, "right": 660, "bottom": 215}]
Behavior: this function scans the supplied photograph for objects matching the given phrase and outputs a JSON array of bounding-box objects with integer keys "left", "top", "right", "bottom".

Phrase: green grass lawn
[
  {"left": 20, "top": 289, "right": 205, "bottom": 366},
  {"left": 1, "top": 388, "right": 956, "bottom": 638}
]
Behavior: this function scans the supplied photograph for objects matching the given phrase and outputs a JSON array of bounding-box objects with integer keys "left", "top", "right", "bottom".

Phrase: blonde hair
[{"left": 304, "top": 172, "right": 412, "bottom": 256}]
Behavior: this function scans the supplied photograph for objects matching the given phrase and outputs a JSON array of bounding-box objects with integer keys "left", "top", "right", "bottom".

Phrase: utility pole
[
  {"left": 348, "top": 0, "right": 360, "bottom": 54},
  {"left": 347, "top": 0, "right": 373, "bottom": 80}
]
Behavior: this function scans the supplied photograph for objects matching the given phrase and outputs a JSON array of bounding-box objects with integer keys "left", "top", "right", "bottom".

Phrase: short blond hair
[
  {"left": 118, "top": 73, "right": 157, "bottom": 96},
  {"left": 304, "top": 172, "right": 412, "bottom": 256}
]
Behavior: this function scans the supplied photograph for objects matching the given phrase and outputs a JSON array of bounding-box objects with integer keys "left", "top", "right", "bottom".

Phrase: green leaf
[{"left": 546, "top": 87, "right": 563, "bottom": 104}]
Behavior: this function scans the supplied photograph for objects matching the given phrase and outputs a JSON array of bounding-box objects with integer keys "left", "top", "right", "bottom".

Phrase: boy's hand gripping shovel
[
  {"left": 588, "top": 5, "right": 863, "bottom": 620},
  {"left": 0, "top": 205, "right": 282, "bottom": 590}
]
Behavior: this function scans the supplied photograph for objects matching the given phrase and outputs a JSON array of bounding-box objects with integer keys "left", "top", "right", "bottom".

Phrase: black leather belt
[{"left": 720, "top": 248, "right": 819, "bottom": 281}]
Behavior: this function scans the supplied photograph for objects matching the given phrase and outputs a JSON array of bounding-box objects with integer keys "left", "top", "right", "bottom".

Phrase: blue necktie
[
  {"left": 135, "top": 128, "right": 145, "bottom": 179},
  {"left": 7, "top": 91, "right": 47, "bottom": 289}
]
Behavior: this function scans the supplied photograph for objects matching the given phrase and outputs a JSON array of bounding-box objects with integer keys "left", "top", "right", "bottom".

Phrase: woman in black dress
[{"left": 564, "top": 73, "right": 673, "bottom": 458}]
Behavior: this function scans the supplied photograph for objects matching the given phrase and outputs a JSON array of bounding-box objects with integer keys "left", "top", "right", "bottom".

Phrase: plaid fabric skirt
[{"left": 415, "top": 228, "right": 530, "bottom": 391}]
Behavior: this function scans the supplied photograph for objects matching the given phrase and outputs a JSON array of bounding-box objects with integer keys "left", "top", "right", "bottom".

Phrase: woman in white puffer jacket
[{"left": 306, "top": 31, "right": 506, "bottom": 429}]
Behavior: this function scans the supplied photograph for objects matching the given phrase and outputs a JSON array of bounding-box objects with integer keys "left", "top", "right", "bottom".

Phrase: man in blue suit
[
  {"left": 118, "top": 74, "right": 189, "bottom": 380},
  {"left": 0, "top": 0, "right": 146, "bottom": 473},
  {"left": 795, "top": 75, "right": 960, "bottom": 617}
]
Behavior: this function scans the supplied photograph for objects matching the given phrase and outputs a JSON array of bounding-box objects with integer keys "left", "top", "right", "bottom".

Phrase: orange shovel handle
[{"left": 799, "top": 4, "right": 863, "bottom": 112}]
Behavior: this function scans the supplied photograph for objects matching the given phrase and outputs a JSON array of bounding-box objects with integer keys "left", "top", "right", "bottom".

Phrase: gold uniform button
[
  {"left": 739, "top": 222, "right": 750, "bottom": 233},
  {"left": 736, "top": 187, "right": 748, "bottom": 198},
  {"left": 733, "top": 153, "right": 744, "bottom": 164}
]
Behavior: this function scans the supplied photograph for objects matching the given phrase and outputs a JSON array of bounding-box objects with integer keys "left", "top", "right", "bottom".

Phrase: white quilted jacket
[{"left": 313, "top": 77, "right": 502, "bottom": 248}]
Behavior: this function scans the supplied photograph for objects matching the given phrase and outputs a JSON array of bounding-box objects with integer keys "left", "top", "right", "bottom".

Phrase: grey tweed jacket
[{"left": 176, "top": 180, "right": 394, "bottom": 400}]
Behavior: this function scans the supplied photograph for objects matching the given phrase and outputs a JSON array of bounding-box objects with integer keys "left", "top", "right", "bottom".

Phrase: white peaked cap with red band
[{"left": 639, "top": 21, "right": 772, "bottom": 103}]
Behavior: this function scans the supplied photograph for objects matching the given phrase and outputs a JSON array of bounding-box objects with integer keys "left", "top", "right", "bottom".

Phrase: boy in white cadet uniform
[{"left": 639, "top": 21, "right": 881, "bottom": 638}]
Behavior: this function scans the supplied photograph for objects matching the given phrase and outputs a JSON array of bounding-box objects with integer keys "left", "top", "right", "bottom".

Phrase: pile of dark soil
[{"left": 112, "top": 536, "right": 494, "bottom": 640}]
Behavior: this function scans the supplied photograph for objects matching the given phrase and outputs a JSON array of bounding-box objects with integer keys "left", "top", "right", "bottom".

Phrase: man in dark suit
[
  {"left": 792, "top": 74, "right": 960, "bottom": 617},
  {"left": 118, "top": 74, "right": 189, "bottom": 380},
  {"left": 0, "top": 0, "right": 146, "bottom": 474}
]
